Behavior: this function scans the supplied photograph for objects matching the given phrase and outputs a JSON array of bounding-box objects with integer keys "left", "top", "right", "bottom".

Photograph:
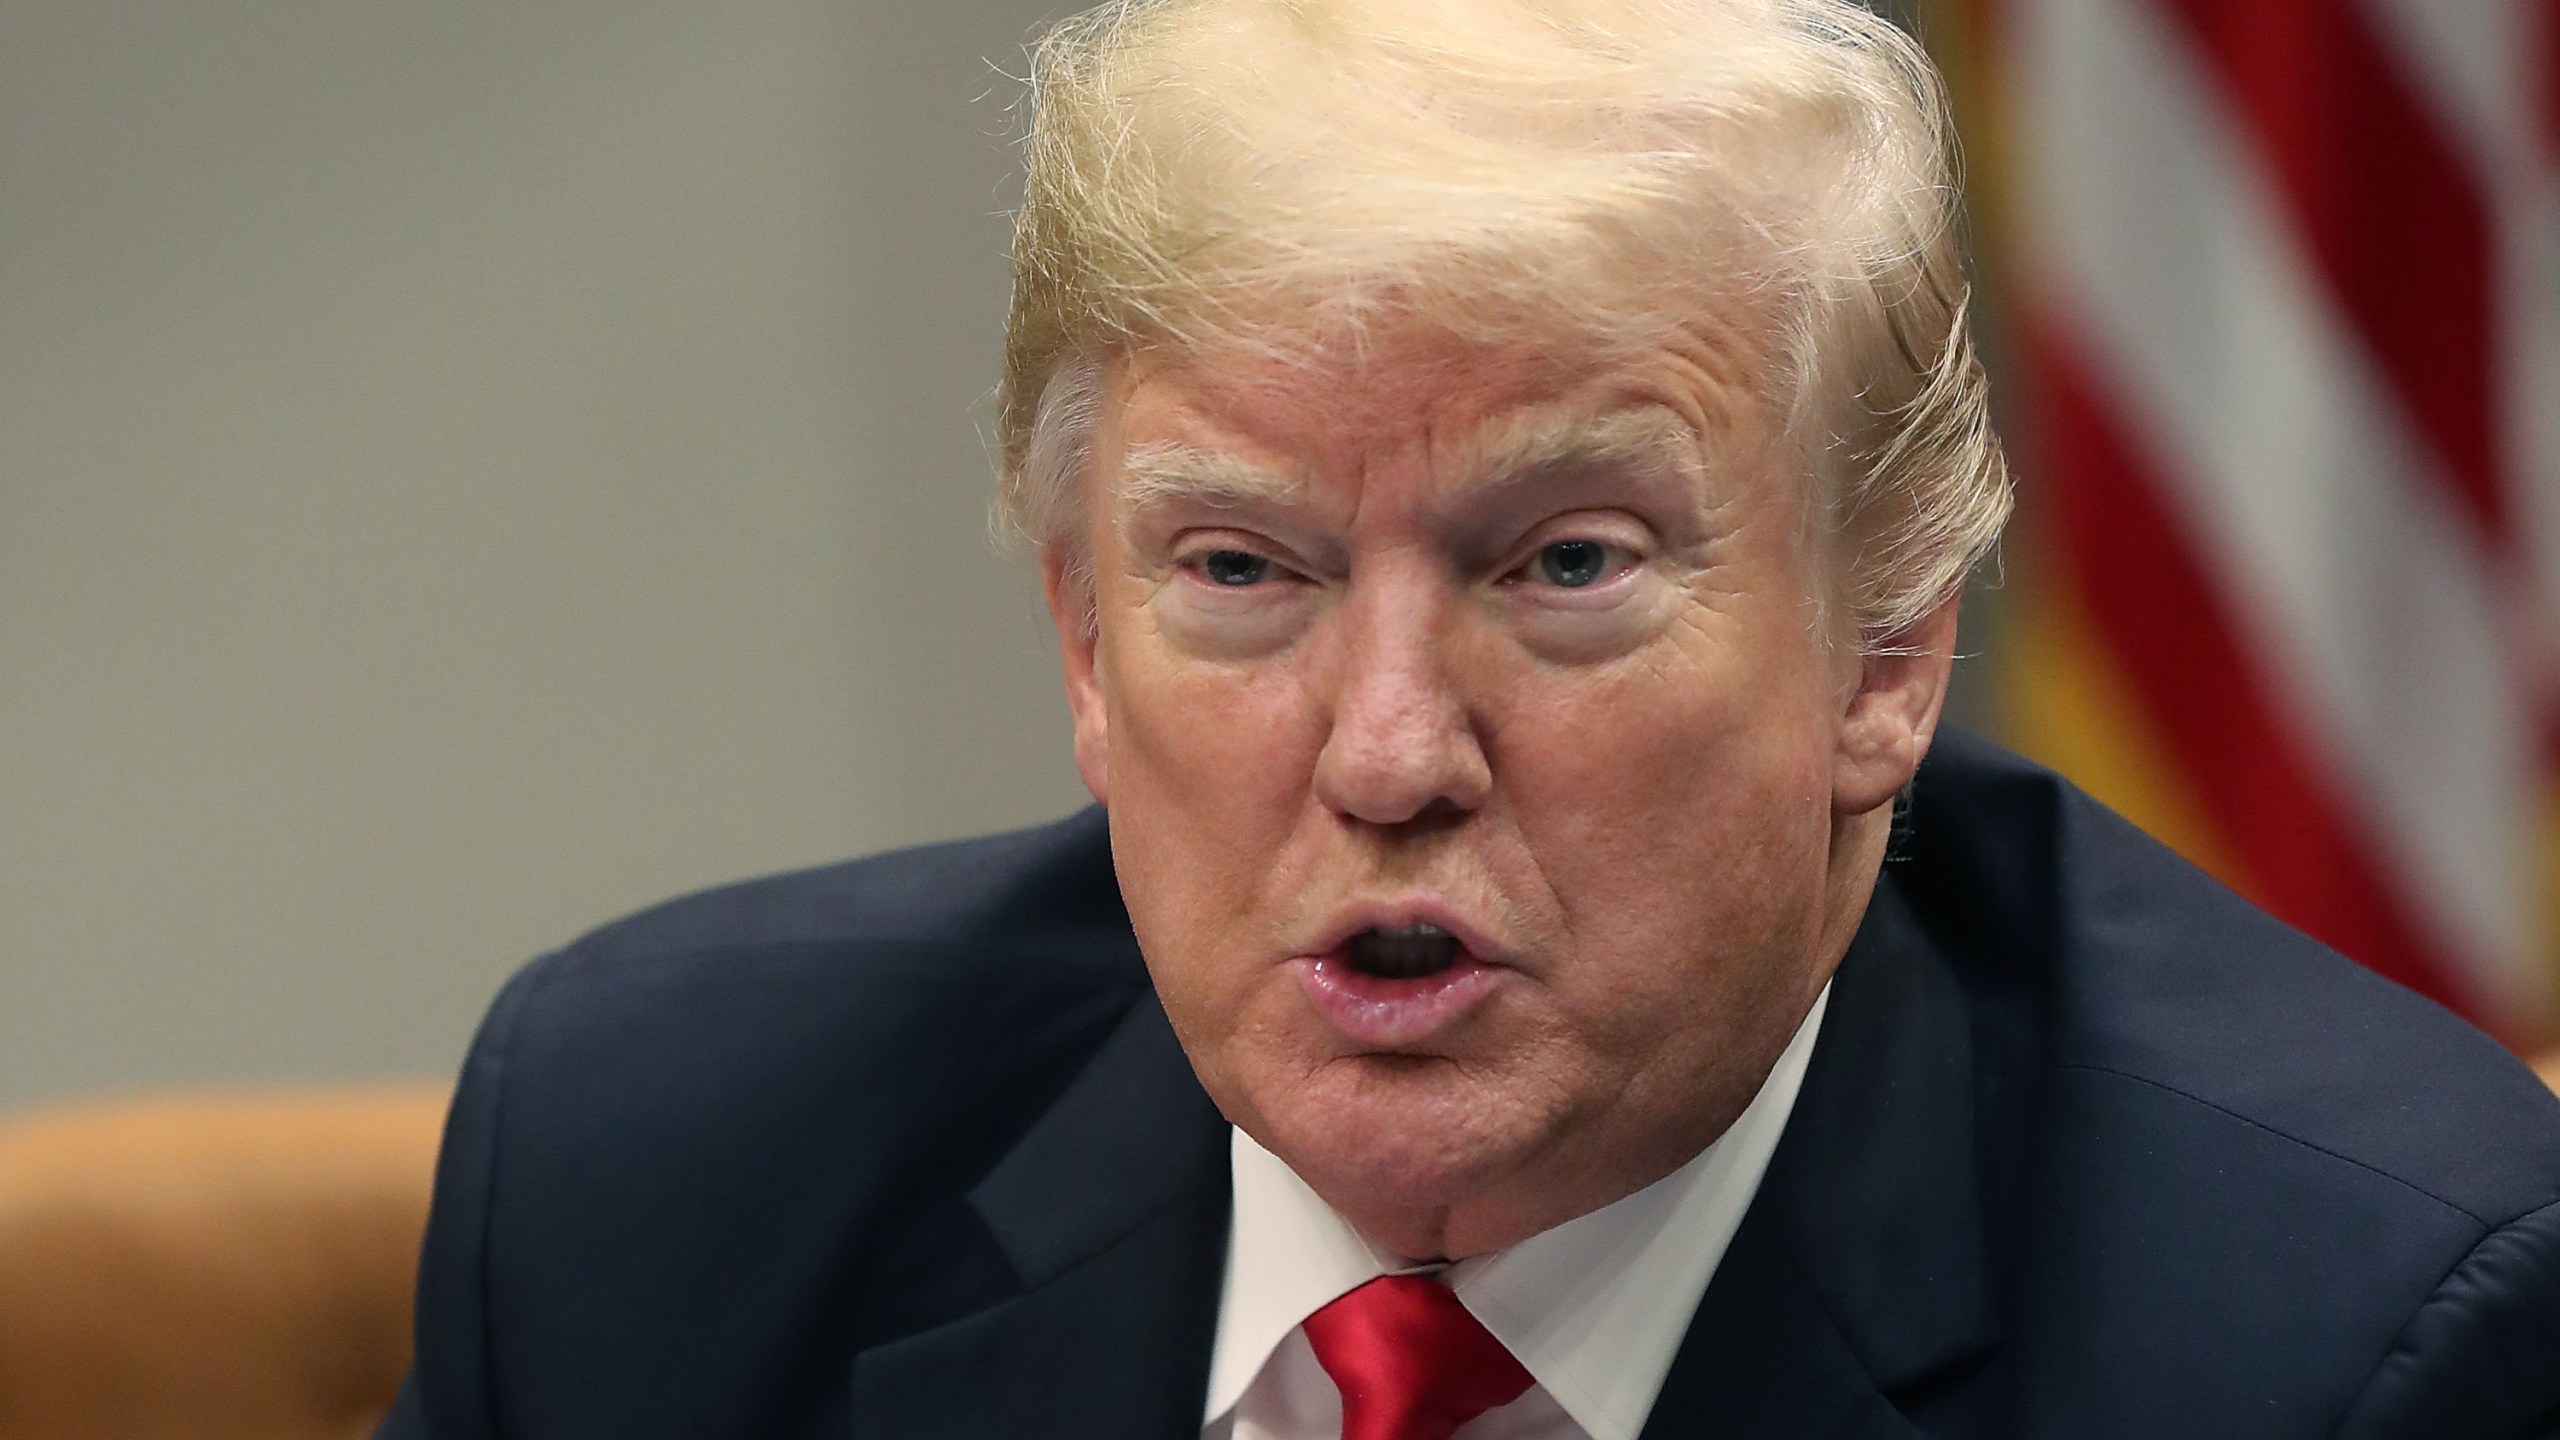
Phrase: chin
[{"left": 1244, "top": 1052, "right": 1555, "bottom": 1236}]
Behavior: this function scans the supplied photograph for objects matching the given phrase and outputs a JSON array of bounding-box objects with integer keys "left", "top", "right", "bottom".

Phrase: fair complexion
[{"left": 1042, "top": 325, "right": 1956, "bottom": 1261}]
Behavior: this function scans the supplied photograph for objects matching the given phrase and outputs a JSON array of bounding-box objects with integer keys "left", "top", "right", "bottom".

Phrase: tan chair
[{"left": 0, "top": 1088, "right": 448, "bottom": 1440}]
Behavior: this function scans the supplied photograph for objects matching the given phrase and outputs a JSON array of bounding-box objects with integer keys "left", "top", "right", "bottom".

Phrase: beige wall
[{"left": 0, "top": 2, "right": 1091, "bottom": 1106}]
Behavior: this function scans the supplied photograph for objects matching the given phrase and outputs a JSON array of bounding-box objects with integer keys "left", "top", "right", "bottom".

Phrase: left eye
[{"left": 1534, "top": 539, "right": 1613, "bottom": 588}]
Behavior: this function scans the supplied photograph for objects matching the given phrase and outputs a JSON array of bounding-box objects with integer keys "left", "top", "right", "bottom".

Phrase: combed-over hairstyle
[{"left": 995, "top": 0, "right": 2008, "bottom": 650}]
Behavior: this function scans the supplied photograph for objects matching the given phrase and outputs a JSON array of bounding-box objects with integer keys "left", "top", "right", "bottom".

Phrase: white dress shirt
[{"left": 1200, "top": 982, "right": 1830, "bottom": 1440}]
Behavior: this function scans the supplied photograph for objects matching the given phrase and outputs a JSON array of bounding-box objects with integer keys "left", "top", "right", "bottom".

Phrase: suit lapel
[
  {"left": 847, "top": 994, "right": 1232, "bottom": 1440},
  {"left": 1641, "top": 878, "right": 1998, "bottom": 1438}
]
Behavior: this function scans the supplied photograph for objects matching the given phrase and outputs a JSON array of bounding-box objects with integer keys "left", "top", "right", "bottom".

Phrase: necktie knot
[{"left": 1301, "top": 1274, "right": 1533, "bottom": 1440}]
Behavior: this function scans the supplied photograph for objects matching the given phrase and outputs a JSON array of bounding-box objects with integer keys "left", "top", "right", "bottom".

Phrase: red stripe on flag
[
  {"left": 2546, "top": 0, "right": 2560, "bottom": 162},
  {"left": 2029, "top": 317, "right": 2488, "bottom": 1025},
  {"left": 2149, "top": 0, "right": 2508, "bottom": 546}
]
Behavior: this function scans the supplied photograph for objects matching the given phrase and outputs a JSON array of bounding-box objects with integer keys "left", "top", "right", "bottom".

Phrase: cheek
[
  {"left": 1103, "top": 637, "right": 1313, "bottom": 819},
  {"left": 1494, "top": 622, "right": 1837, "bottom": 969},
  {"left": 1094, "top": 626, "right": 1322, "bottom": 990}
]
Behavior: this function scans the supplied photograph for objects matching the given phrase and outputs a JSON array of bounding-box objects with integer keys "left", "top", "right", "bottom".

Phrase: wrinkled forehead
[{"left": 1092, "top": 316, "right": 1781, "bottom": 514}]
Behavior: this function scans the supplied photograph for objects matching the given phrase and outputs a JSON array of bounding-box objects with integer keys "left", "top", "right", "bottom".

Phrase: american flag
[{"left": 1945, "top": 0, "right": 2560, "bottom": 1047}]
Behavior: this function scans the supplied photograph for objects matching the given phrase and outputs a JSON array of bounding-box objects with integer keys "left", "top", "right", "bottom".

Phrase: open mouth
[
  {"left": 1344, "top": 923, "right": 1464, "bottom": 980},
  {"left": 1299, "top": 920, "right": 1498, "bottom": 1046}
]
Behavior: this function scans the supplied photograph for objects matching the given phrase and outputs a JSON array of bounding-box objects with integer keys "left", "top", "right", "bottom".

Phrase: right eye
[{"left": 1195, "top": 549, "right": 1273, "bottom": 586}]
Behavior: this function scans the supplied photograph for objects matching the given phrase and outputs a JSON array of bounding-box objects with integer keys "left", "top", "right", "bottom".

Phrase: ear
[
  {"left": 1832, "top": 594, "right": 1960, "bottom": 816},
  {"left": 1041, "top": 545, "right": 1111, "bottom": 807}
]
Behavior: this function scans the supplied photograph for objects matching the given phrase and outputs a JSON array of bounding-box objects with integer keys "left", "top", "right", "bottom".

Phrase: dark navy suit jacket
[{"left": 378, "top": 734, "right": 2560, "bottom": 1437}]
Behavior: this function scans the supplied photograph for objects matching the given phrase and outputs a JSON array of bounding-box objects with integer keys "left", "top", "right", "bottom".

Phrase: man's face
[{"left": 1046, "top": 323, "right": 1948, "bottom": 1259}]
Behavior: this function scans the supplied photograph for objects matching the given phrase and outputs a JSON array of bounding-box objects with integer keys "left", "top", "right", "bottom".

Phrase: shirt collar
[{"left": 1203, "top": 981, "right": 1831, "bottom": 1440}]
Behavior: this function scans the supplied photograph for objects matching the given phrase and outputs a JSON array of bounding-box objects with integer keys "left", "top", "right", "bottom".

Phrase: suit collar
[
  {"left": 848, "top": 993, "right": 1232, "bottom": 1440},
  {"left": 1642, "top": 875, "right": 1996, "bottom": 1438}
]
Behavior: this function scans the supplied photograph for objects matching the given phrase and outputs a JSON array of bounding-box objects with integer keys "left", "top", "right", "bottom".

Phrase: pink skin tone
[{"left": 1043, "top": 323, "right": 1958, "bottom": 1262}]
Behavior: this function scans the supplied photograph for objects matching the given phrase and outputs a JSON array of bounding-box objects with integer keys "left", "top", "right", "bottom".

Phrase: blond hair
[{"left": 995, "top": 0, "right": 2008, "bottom": 650}]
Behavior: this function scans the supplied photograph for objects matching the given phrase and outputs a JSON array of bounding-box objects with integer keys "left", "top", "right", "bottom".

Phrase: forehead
[{"left": 1101, "top": 320, "right": 1773, "bottom": 504}]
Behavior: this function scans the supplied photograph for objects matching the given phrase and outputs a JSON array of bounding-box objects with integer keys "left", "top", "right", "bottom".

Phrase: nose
[{"left": 1310, "top": 575, "right": 1493, "bottom": 827}]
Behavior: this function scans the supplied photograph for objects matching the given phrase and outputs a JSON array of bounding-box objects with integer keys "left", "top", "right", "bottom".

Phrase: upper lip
[{"left": 1303, "top": 898, "right": 1512, "bottom": 969}]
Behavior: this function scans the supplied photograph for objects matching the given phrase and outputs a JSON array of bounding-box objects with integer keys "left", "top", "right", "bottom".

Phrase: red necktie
[{"left": 1301, "top": 1274, "right": 1535, "bottom": 1440}]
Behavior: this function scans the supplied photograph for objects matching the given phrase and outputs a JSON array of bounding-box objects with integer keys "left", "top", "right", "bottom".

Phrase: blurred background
[
  {"left": 3, "top": 0, "right": 2556, "bottom": 1115},
  {"left": 0, "top": 2, "right": 1093, "bottom": 1109}
]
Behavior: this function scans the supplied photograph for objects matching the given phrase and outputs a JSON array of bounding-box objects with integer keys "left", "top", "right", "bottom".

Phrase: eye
[
  {"left": 1197, "top": 549, "right": 1272, "bottom": 586},
  {"left": 1535, "top": 539, "right": 1612, "bottom": 588}
]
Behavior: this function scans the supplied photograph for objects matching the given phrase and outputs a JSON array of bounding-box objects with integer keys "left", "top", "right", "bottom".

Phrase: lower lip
[{"left": 1294, "top": 950, "right": 1502, "bottom": 1047}]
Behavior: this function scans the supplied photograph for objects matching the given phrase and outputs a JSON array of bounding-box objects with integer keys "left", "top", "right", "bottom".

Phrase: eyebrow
[
  {"left": 1112, "top": 441, "right": 1304, "bottom": 537},
  {"left": 1118, "top": 442, "right": 1302, "bottom": 505},
  {"left": 1465, "top": 407, "right": 1705, "bottom": 495}
]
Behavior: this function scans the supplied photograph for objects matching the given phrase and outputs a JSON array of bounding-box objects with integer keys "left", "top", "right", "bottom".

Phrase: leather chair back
[{"left": 0, "top": 1088, "right": 447, "bottom": 1440}]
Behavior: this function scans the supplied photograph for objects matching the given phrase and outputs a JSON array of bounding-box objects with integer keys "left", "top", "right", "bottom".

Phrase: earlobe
[
  {"left": 1833, "top": 596, "right": 1960, "bottom": 816},
  {"left": 1041, "top": 546, "right": 1112, "bottom": 807}
]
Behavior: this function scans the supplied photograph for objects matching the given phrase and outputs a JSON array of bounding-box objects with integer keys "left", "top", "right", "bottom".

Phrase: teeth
[{"left": 1346, "top": 924, "right": 1461, "bottom": 979}]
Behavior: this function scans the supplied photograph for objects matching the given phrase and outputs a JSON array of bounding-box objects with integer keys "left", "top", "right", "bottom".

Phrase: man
[{"left": 380, "top": 0, "right": 2560, "bottom": 1436}]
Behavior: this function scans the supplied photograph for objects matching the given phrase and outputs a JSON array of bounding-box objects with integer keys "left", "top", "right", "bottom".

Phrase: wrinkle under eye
[{"left": 1200, "top": 549, "right": 1270, "bottom": 586}]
